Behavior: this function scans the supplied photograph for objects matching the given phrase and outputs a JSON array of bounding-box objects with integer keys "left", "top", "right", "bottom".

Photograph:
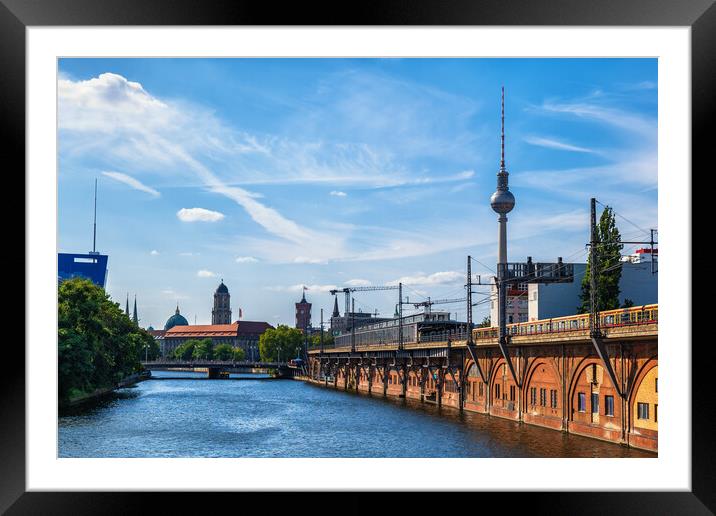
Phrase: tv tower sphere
[{"left": 490, "top": 188, "right": 515, "bottom": 214}]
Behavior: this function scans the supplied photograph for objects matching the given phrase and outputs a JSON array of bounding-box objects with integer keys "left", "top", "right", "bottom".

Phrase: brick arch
[
  {"left": 628, "top": 357, "right": 658, "bottom": 433},
  {"left": 523, "top": 359, "right": 561, "bottom": 415},
  {"left": 489, "top": 359, "right": 518, "bottom": 412}
]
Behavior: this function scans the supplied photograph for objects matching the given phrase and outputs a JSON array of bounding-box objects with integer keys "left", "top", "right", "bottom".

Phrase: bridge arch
[
  {"left": 628, "top": 358, "right": 658, "bottom": 434},
  {"left": 568, "top": 358, "right": 621, "bottom": 428},
  {"left": 464, "top": 360, "right": 486, "bottom": 405},
  {"left": 523, "top": 359, "right": 561, "bottom": 419},
  {"left": 489, "top": 359, "right": 518, "bottom": 412}
]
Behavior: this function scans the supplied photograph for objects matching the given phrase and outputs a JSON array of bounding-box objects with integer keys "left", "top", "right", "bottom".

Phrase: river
[{"left": 58, "top": 370, "right": 654, "bottom": 458}]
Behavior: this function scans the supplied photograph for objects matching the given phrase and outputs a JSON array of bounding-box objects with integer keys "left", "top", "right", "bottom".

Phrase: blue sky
[{"left": 57, "top": 58, "right": 657, "bottom": 329}]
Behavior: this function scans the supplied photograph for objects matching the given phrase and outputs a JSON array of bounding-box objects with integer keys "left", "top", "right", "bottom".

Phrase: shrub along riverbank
[{"left": 58, "top": 277, "right": 159, "bottom": 407}]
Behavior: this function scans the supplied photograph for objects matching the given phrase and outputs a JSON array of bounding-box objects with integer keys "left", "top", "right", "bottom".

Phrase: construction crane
[
  {"left": 412, "top": 297, "right": 467, "bottom": 314},
  {"left": 329, "top": 285, "right": 399, "bottom": 316},
  {"left": 329, "top": 284, "right": 407, "bottom": 351}
]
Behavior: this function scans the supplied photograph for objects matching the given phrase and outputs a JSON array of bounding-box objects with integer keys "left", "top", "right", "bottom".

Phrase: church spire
[
  {"left": 132, "top": 294, "right": 138, "bottom": 325},
  {"left": 332, "top": 296, "right": 340, "bottom": 318},
  {"left": 125, "top": 293, "right": 129, "bottom": 316}
]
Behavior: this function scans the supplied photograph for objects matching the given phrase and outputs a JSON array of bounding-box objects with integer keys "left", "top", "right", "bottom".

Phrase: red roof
[
  {"left": 165, "top": 323, "right": 239, "bottom": 338},
  {"left": 233, "top": 320, "right": 274, "bottom": 334}
]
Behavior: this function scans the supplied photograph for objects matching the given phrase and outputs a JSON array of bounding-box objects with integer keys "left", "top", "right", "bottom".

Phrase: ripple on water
[{"left": 58, "top": 378, "right": 656, "bottom": 458}]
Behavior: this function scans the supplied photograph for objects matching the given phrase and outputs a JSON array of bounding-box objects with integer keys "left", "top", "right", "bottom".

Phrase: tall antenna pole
[
  {"left": 320, "top": 308, "right": 324, "bottom": 354},
  {"left": 398, "top": 282, "right": 403, "bottom": 350},
  {"left": 92, "top": 178, "right": 98, "bottom": 253},
  {"left": 589, "top": 197, "right": 600, "bottom": 337},
  {"left": 500, "top": 86, "right": 505, "bottom": 171},
  {"left": 467, "top": 256, "right": 473, "bottom": 341}
]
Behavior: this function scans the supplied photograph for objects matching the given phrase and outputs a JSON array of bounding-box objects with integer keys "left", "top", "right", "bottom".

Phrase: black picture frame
[{"left": 3, "top": 1, "right": 711, "bottom": 513}]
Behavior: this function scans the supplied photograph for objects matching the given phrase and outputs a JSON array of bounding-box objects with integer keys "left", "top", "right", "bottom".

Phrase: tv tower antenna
[{"left": 91, "top": 178, "right": 98, "bottom": 254}]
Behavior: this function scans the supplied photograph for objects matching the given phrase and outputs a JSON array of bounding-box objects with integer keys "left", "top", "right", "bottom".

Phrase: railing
[
  {"left": 143, "top": 359, "right": 286, "bottom": 367},
  {"left": 308, "top": 304, "right": 658, "bottom": 351},
  {"left": 472, "top": 304, "right": 658, "bottom": 340}
]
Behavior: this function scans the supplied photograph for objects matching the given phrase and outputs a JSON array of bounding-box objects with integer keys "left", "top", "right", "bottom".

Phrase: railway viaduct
[{"left": 307, "top": 306, "right": 658, "bottom": 452}]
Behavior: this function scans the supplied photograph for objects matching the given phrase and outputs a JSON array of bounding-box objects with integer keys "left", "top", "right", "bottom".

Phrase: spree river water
[{"left": 58, "top": 370, "right": 653, "bottom": 458}]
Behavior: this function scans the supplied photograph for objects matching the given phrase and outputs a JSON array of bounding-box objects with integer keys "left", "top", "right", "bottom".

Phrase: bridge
[
  {"left": 142, "top": 359, "right": 303, "bottom": 379},
  {"left": 306, "top": 304, "right": 658, "bottom": 452}
]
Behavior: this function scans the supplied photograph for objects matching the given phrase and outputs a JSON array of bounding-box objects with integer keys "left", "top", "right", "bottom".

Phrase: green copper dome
[{"left": 164, "top": 305, "right": 189, "bottom": 330}]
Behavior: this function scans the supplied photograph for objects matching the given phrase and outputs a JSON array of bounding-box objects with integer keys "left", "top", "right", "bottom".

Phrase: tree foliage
[
  {"left": 309, "top": 331, "right": 334, "bottom": 348},
  {"left": 579, "top": 205, "right": 623, "bottom": 313},
  {"left": 259, "top": 325, "right": 303, "bottom": 362},
  {"left": 477, "top": 316, "right": 491, "bottom": 328},
  {"left": 58, "top": 277, "right": 150, "bottom": 403}
]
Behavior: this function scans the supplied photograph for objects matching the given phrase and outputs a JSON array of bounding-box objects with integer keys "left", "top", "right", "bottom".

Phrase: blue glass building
[{"left": 58, "top": 252, "right": 108, "bottom": 288}]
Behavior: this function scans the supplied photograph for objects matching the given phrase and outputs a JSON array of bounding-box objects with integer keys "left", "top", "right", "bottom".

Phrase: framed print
[{"left": 3, "top": 0, "right": 713, "bottom": 513}]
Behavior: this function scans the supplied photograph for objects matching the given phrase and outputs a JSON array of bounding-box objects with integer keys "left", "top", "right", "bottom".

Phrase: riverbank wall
[
  {"left": 306, "top": 335, "right": 658, "bottom": 453},
  {"left": 62, "top": 370, "right": 151, "bottom": 409}
]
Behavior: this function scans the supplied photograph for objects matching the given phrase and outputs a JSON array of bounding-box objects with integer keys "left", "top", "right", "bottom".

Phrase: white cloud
[
  {"left": 177, "top": 207, "right": 225, "bottom": 223},
  {"left": 524, "top": 136, "right": 594, "bottom": 154},
  {"left": 330, "top": 191, "right": 347, "bottom": 197},
  {"left": 345, "top": 278, "right": 371, "bottom": 287},
  {"left": 102, "top": 171, "right": 160, "bottom": 197},
  {"left": 150, "top": 249, "right": 159, "bottom": 256},
  {"left": 197, "top": 269, "right": 217, "bottom": 278},
  {"left": 235, "top": 256, "right": 259, "bottom": 263},
  {"left": 387, "top": 270, "right": 464, "bottom": 287},
  {"left": 179, "top": 252, "right": 198, "bottom": 256}
]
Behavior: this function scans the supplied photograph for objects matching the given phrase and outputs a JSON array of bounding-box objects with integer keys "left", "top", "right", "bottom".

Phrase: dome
[
  {"left": 216, "top": 281, "right": 229, "bottom": 294},
  {"left": 164, "top": 306, "right": 189, "bottom": 330},
  {"left": 490, "top": 189, "right": 515, "bottom": 214},
  {"left": 147, "top": 325, "right": 155, "bottom": 331}
]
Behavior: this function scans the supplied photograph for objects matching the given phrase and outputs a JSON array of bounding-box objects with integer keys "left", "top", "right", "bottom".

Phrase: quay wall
[{"left": 307, "top": 337, "right": 658, "bottom": 453}]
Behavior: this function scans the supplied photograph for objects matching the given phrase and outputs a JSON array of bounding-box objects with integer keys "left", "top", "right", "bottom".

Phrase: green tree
[
  {"left": 192, "top": 338, "right": 214, "bottom": 360},
  {"left": 621, "top": 298, "right": 635, "bottom": 308},
  {"left": 259, "top": 325, "right": 303, "bottom": 362},
  {"left": 214, "top": 343, "right": 234, "bottom": 360},
  {"left": 477, "top": 316, "right": 491, "bottom": 328},
  {"left": 58, "top": 277, "right": 145, "bottom": 404},
  {"left": 309, "top": 332, "right": 334, "bottom": 348},
  {"left": 232, "top": 347, "right": 246, "bottom": 361},
  {"left": 173, "top": 340, "right": 196, "bottom": 360},
  {"left": 579, "top": 205, "right": 624, "bottom": 313}
]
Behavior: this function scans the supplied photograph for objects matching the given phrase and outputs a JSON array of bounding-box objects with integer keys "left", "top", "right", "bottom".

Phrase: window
[
  {"left": 654, "top": 404, "right": 658, "bottom": 423},
  {"left": 550, "top": 389, "right": 558, "bottom": 408},
  {"left": 605, "top": 395, "right": 614, "bottom": 416},
  {"left": 591, "top": 393, "right": 599, "bottom": 414},
  {"left": 655, "top": 377, "right": 658, "bottom": 393},
  {"left": 530, "top": 387, "right": 537, "bottom": 405},
  {"left": 637, "top": 402, "right": 649, "bottom": 419},
  {"left": 494, "top": 384, "right": 501, "bottom": 400},
  {"left": 578, "top": 392, "right": 586, "bottom": 412},
  {"left": 509, "top": 385, "right": 516, "bottom": 401},
  {"left": 540, "top": 388, "right": 547, "bottom": 407},
  {"left": 479, "top": 382, "right": 484, "bottom": 397}
]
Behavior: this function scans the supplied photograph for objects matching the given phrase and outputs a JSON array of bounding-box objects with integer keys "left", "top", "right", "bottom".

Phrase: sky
[{"left": 57, "top": 58, "right": 658, "bottom": 329}]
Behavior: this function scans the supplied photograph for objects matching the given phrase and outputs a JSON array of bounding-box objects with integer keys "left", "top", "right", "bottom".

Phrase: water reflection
[{"left": 58, "top": 373, "right": 654, "bottom": 458}]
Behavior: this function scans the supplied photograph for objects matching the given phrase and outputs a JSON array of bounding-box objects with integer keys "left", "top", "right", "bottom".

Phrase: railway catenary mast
[{"left": 490, "top": 87, "right": 519, "bottom": 386}]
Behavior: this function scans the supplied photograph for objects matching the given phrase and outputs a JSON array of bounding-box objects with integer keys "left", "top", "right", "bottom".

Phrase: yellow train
[{"left": 473, "top": 304, "right": 658, "bottom": 340}]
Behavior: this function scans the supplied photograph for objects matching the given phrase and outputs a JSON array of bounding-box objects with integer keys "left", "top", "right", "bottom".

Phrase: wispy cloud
[
  {"left": 177, "top": 207, "right": 225, "bottom": 223},
  {"left": 197, "top": 269, "right": 217, "bottom": 278},
  {"left": 387, "top": 270, "right": 464, "bottom": 287},
  {"left": 235, "top": 256, "right": 259, "bottom": 263},
  {"left": 524, "top": 136, "right": 594, "bottom": 154},
  {"left": 345, "top": 278, "right": 371, "bottom": 287},
  {"left": 330, "top": 191, "right": 347, "bottom": 197},
  {"left": 150, "top": 249, "right": 159, "bottom": 256},
  {"left": 102, "top": 171, "right": 160, "bottom": 197}
]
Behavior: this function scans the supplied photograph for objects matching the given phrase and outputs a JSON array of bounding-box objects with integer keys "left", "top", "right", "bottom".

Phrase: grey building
[{"left": 527, "top": 260, "right": 657, "bottom": 321}]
